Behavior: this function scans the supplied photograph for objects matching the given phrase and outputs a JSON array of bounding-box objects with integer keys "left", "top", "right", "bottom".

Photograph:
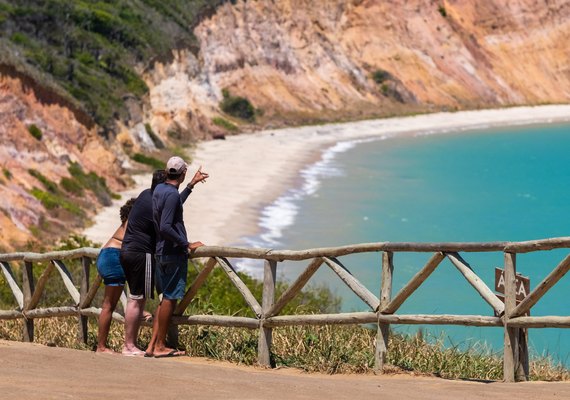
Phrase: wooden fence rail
[{"left": 2, "top": 237, "right": 570, "bottom": 382}]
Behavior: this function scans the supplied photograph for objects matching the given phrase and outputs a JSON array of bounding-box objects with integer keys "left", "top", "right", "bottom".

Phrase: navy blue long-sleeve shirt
[
  {"left": 122, "top": 186, "right": 191, "bottom": 253},
  {"left": 152, "top": 182, "right": 192, "bottom": 256}
]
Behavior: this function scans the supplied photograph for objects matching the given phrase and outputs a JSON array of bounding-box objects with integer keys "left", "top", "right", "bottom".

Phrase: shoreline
[{"left": 83, "top": 105, "right": 570, "bottom": 248}]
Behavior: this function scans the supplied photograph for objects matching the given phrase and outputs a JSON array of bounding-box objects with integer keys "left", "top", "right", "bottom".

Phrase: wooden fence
[{"left": 2, "top": 237, "right": 570, "bottom": 382}]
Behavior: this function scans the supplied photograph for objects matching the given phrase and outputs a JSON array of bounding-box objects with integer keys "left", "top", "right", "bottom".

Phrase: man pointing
[{"left": 148, "top": 156, "right": 208, "bottom": 357}]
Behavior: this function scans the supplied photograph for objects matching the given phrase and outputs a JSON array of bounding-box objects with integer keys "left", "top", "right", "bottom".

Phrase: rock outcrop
[
  {"left": 146, "top": 0, "right": 570, "bottom": 136},
  {"left": 1, "top": 0, "right": 570, "bottom": 249},
  {"left": 0, "top": 74, "right": 125, "bottom": 250}
]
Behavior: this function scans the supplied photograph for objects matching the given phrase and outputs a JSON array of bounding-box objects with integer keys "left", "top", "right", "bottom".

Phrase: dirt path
[{"left": 1, "top": 340, "right": 568, "bottom": 400}]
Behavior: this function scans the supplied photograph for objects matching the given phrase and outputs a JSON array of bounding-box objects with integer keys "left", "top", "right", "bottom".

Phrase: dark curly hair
[
  {"left": 151, "top": 169, "right": 167, "bottom": 192},
  {"left": 119, "top": 198, "right": 137, "bottom": 225}
]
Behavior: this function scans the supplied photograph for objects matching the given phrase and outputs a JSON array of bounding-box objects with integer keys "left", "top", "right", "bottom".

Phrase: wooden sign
[{"left": 494, "top": 267, "right": 530, "bottom": 302}]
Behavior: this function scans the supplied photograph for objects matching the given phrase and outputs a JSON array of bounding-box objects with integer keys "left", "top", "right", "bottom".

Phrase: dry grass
[{"left": 1, "top": 317, "right": 569, "bottom": 381}]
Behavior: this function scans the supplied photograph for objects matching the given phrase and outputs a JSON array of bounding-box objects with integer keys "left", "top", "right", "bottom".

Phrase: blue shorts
[
  {"left": 155, "top": 254, "right": 188, "bottom": 300},
  {"left": 96, "top": 247, "right": 126, "bottom": 286}
]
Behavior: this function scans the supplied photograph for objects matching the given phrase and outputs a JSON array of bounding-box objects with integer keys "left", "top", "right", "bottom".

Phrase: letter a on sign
[
  {"left": 497, "top": 273, "right": 505, "bottom": 289},
  {"left": 517, "top": 283, "right": 528, "bottom": 298}
]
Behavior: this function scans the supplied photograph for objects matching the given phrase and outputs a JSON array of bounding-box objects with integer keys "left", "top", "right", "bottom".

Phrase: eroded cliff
[
  {"left": 0, "top": 73, "right": 126, "bottom": 250},
  {"left": 146, "top": 0, "right": 570, "bottom": 134},
  {"left": 1, "top": 0, "right": 570, "bottom": 250}
]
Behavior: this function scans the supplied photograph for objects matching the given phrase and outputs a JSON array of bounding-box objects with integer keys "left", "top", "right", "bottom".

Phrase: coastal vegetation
[
  {"left": 23, "top": 162, "right": 116, "bottom": 238},
  {"left": 212, "top": 117, "right": 239, "bottom": 132},
  {"left": 28, "top": 168, "right": 84, "bottom": 216},
  {"left": 28, "top": 169, "right": 57, "bottom": 193},
  {"left": 30, "top": 187, "right": 84, "bottom": 216},
  {"left": 60, "top": 177, "right": 84, "bottom": 196},
  {"left": 220, "top": 89, "right": 256, "bottom": 122},
  {"left": 27, "top": 124, "right": 42, "bottom": 140},
  {"left": 68, "top": 162, "right": 115, "bottom": 205},
  {"left": 131, "top": 153, "right": 166, "bottom": 170},
  {"left": 371, "top": 69, "right": 392, "bottom": 85},
  {"left": 0, "top": 0, "right": 230, "bottom": 128}
]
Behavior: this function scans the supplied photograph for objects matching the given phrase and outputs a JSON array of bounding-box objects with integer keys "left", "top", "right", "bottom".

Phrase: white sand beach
[{"left": 83, "top": 105, "right": 570, "bottom": 247}]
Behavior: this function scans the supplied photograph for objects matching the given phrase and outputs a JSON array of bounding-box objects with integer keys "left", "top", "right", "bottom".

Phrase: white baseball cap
[{"left": 166, "top": 156, "right": 187, "bottom": 175}]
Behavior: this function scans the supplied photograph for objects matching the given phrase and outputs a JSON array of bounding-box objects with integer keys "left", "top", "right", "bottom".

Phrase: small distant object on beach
[{"left": 213, "top": 133, "right": 226, "bottom": 140}]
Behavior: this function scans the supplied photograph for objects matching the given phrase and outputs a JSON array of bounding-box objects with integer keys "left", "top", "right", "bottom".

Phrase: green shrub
[
  {"left": 372, "top": 69, "right": 392, "bottom": 84},
  {"left": 60, "top": 177, "right": 84, "bottom": 196},
  {"left": 212, "top": 117, "right": 238, "bottom": 132},
  {"left": 2, "top": 168, "right": 12, "bottom": 181},
  {"left": 438, "top": 5, "right": 447, "bottom": 17},
  {"left": 75, "top": 51, "right": 96, "bottom": 66},
  {"left": 28, "top": 169, "right": 58, "bottom": 193},
  {"left": 30, "top": 188, "right": 59, "bottom": 209},
  {"left": 10, "top": 32, "right": 31, "bottom": 46},
  {"left": 68, "top": 162, "right": 112, "bottom": 206},
  {"left": 381, "top": 83, "right": 405, "bottom": 103},
  {"left": 28, "top": 124, "right": 43, "bottom": 140},
  {"left": 0, "top": 3, "right": 14, "bottom": 13},
  {"left": 220, "top": 89, "right": 256, "bottom": 122},
  {"left": 132, "top": 153, "right": 165, "bottom": 169},
  {"left": 124, "top": 70, "right": 148, "bottom": 96},
  {"left": 31, "top": 188, "right": 83, "bottom": 216}
]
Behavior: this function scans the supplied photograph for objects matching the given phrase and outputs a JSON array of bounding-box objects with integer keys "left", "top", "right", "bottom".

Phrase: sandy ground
[
  {"left": 83, "top": 105, "right": 570, "bottom": 248},
  {"left": 1, "top": 340, "right": 569, "bottom": 400}
]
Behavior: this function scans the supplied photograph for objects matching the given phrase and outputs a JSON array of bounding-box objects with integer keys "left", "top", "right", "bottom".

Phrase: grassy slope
[{"left": 0, "top": 0, "right": 228, "bottom": 128}]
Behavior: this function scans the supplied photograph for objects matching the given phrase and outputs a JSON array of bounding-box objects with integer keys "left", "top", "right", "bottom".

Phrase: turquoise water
[{"left": 242, "top": 123, "right": 570, "bottom": 364}]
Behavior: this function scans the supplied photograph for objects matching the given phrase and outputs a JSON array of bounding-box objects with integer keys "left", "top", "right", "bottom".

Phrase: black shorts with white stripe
[{"left": 120, "top": 251, "right": 155, "bottom": 299}]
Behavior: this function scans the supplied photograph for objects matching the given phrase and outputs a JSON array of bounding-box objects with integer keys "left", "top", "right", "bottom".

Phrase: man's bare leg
[
  {"left": 145, "top": 302, "right": 161, "bottom": 356},
  {"left": 152, "top": 299, "right": 184, "bottom": 357},
  {"left": 122, "top": 297, "right": 146, "bottom": 355}
]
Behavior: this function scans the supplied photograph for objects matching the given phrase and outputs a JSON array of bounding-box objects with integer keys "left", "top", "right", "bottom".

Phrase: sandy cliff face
[
  {"left": 145, "top": 0, "right": 570, "bottom": 135},
  {"left": 1, "top": 0, "right": 569, "bottom": 250},
  {"left": 144, "top": 50, "right": 220, "bottom": 141},
  {"left": 0, "top": 75, "right": 124, "bottom": 250}
]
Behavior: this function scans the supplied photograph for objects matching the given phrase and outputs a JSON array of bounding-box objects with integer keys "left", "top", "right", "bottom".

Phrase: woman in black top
[{"left": 120, "top": 170, "right": 194, "bottom": 356}]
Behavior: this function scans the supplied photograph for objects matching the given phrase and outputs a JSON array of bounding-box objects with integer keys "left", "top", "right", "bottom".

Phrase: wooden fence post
[
  {"left": 518, "top": 324, "right": 529, "bottom": 381},
  {"left": 503, "top": 252, "right": 529, "bottom": 382},
  {"left": 375, "top": 251, "right": 393, "bottom": 372},
  {"left": 22, "top": 261, "right": 34, "bottom": 342},
  {"left": 258, "top": 259, "right": 277, "bottom": 367},
  {"left": 78, "top": 256, "right": 90, "bottom": 344}
]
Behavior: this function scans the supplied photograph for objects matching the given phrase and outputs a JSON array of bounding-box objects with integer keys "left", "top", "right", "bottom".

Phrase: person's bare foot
[
  {"left": 152, "top": 347, "right": 186, "bottom": 358},
  {"left": 122, "top": 346, "right": 146, "bottom": 357},
  {"left": 95, "top": 347, "right": 119, "bottom": 355},
  {"left": 145, "top": 342, "right": 155, "bottom": 357}
]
